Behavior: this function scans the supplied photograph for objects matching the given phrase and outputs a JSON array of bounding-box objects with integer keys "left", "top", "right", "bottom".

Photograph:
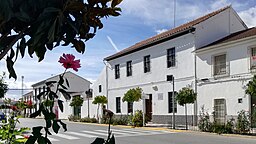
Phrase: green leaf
[
  {"left": 73, "top": 40, "right": 85, "bottom": 54},
  {"left": 111, "top": 0, "right": 123, "bottom": 8},
  {"left": 37, "top": 136, "right": 46, "bottom": 144},
  {"left": 91, "top": 137, "right": 105, "bottom": 144},
  {"left": 37, "top": 91, "right": 46, "bottom": 100},
  {"left": 46, "top": 119, "right": 52, "bottom": 128},
  {"left": 106, "top": 135, "right": 115, "bottom": 144},
  {"left": 58, "top": 120, "right": 67, "bottom": 132},
  {"left": 30, "top": 109, "right": 41, "bottom": 118},
  {"left": 48, "top": 19, "right": 57, "bottom": 43},
  {"left": 65, "top": 78, "right": 70, "bottom": 87},
  {"left": 59, "top": 75, "right": 64, "bottom": 85},
  {"left": 10, "top": 48, "right": 15, "bottom": 59},
  {"left": 59, "top": 89, "right": 71, "bottom": 100},
  {"left": 44, "top": 127, "right": 52, "bottom": 136},
  {"left": 32, "top": 126, "right": 43, "bottom": 137},
  {"left": 52, "top": 120, "right": 60, "bottom": 134},
  {"left": 6, "top": 56, "right": 17, "bottom": 79},
  {"left": 58, "top": 100, "right": 63, "bottom": 112},
  {"left": 25, "top": 136, "right": 37, "bottom": 144},
  {"left": 45, "top": 81, "right": 57, "bottom": 86},
  {"left": 19, "top": 37, "right": 26, "bottom": 58}
]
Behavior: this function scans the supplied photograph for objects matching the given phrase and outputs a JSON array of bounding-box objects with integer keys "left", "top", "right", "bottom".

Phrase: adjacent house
[
  {"left": 31, "top": 71, "right": 93, "bottom": 119},
  {"left": 93, "top": 6, "right": 250, "bottom": 125}
]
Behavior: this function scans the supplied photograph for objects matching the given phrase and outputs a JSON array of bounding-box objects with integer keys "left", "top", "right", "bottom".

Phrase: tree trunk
[{"left": 185, "top": 104, "right": 188, "bottom": 130}]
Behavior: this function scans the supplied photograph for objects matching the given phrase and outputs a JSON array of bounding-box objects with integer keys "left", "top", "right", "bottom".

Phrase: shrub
[
  {"left": 68, "top": 115, "right": 81, "bottom": 122},
  {"left": 132, "top": 110, "right": 143, "bottom": 127},
  {"left": 80, "top": 117, "right": 98, "bottom": 123},
  {"left": 198, "top": 107, "right": 212, "bottom": 132},
  {"left": 90, "top": 118, "right": 98, "bottom": 123},
  {"left": 236, "top": 110, "right": 250, "bottom": 134},
  {"left": 112, "top": 116, "right": 129, "bottom": 125}
]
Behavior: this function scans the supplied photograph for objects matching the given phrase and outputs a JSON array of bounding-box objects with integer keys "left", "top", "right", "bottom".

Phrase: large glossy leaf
[
  {"left": 52, "top": 120, "right": 60, "bottom": 134},
  {"left": 6, "top": 56, "right": 17, "bottom": 79},
  {"left": 58, "top": 100, "right": 63, "bottom": 112},
  {"left": 111, "top": 0, "right": 123, "bottom": 8},
  {"left": 91, "top": 137, "right": 105, "bottom": 144},
  {"left": 25, "top": 136, "right": 37, "bottom": 144},
  {"left": 58, "top": 120, "right": 67, "bottom": 132},
  {"left": 19, "top": 37, "right": 26, "bottom": 58}
]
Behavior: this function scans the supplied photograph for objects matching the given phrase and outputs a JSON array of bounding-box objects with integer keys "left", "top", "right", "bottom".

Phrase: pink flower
[
  {"left": 58, "top": 54, "right": 81, "bottom": 71},
  {"left": 24, "top": 135, "right": 30, "bottom": 139}
]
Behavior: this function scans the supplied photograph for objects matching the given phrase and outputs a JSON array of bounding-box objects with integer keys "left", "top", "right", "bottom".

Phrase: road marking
[
  {"left": 48, "top": 137, "right": 60, "bottom": 142},
  {"left": 82, "top": 130, "right": 109, "bottom": 136},
  {"left": 94, "top": 129, "right": 127, "bottom": 135},
  {"left": 67, "top": 131, "right": 97, "bottom": 138},
  {"left": 111, "top": 129, "right": 141, "bottom": 134},
  {"left": 53, "top": 133, "right": 80, "bottom": 140}
]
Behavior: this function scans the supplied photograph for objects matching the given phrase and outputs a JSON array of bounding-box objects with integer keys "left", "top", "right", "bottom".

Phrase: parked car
[{"left": 0, "top": 112, "right": 7, "bottom": 122}]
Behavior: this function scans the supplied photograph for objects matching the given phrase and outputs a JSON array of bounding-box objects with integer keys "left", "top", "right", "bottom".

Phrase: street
[{"left": 17, "top": 118, "right": 256, "bottom": 144}]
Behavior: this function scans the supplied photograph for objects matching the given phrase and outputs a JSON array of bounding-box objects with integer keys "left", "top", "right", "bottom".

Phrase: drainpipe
[{"left": 103, "top": 60, "right": 111, "bottom": 109}]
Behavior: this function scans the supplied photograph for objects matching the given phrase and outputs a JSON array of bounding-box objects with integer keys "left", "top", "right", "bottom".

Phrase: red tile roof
[
  {"left": 104, "top": 6, "right": 231, "bottom": 61},
  {"left": 199, "top": 27, "right": 256, "bottom": 49}
]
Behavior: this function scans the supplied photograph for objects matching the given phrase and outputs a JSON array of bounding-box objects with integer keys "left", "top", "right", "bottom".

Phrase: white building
[
  {"left": 93, "top": 6, "right": 250, "bottom": 125},
  {"left": 31, "top": 71, "right": 93, "bottom": 119},
  {"left": 196, "top": 27, "right": 256, "bottom": 124}
]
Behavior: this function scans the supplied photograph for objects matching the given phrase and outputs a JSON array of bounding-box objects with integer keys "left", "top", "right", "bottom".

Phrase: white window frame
[
  {"left": 214, "top": 99, "right": 226, "bottom": 124},
  {"left": 250, "top": 47, "right": 256, "bottom": 70},
  {"left": 212, "top": 53, "right": 229, "bottom": 77}
]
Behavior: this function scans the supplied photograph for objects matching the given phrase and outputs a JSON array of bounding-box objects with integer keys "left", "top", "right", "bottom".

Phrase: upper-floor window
[
  {"left": 144, "top": 55, "right": 151, "bottom": 73},
  {"left": 115, "top": 64, "right": 120, "bottom": 79},
  {"left": 213, "top": 54, "right": 227, "bottom": 76},
  {"left": 250, "top": 47, "right": 256, "bottom": 69},
  {"left": 167, "top": 47, "right": 176, "bottom": 68},
  {"left": 99, "top": 85, "right": 102, "bottom": 93},
  {"left": 126, "top": 61, "right": 132, "bottom": 77}
]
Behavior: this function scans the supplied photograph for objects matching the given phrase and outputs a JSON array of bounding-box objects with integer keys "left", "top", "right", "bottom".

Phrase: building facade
[
  {"left": 93, "top": 6, "right": 250, "bottom": 125},
  {"left": 31, "top": 71, "right": 93, "bottom": 119}
]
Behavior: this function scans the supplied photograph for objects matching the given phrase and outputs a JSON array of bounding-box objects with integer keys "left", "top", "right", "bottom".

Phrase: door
[{"left": 146, "top": 94, "right": 152, "bottom": 121}]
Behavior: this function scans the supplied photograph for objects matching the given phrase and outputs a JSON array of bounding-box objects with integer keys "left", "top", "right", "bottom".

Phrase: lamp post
[
  {"left": 167, "top": 75, "right": 175, "bottom": 129},
  {"left": 21, "top": 76, "right": 24, "bottom": 99}
]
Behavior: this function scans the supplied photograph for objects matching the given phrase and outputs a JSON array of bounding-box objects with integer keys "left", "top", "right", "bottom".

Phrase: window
[
  {"left": 116, "top": 97, "right": 121, "bottom": 113},
  {"left": 168, "top": 92, "right": 177, "bottom": 113},
  {"left": 250, "top": 47, "right": 256, "bottom": 69},
  {"left": 99, "top": 85, "right": 102, "bottom": 93},
  {"left": 214, "top": 99, "right": 226, "bottom": 124},
  {"left": 214, "top": 54, "right": 227, "bottom": 75},
  {"left": 126, "top": 61, "right": 132, "bottom": 76},
  {"left": 144, "top": 55, "right": 151, "bottom": 73},
  {"left": 167, "top": 48, "right": 176, "bottom": 68},
  {"left": 127, "top": 102, "right": 133, "bottom": 113},
  {"left": 115, "top": 64, "right": 120, "bottom": 79}
]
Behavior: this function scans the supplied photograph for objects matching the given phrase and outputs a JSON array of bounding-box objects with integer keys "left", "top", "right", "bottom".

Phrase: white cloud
[
  {"left": 155, "top": 29, "right": 168, "bottom": 34},
  {"left": 238, "top": 6, "right": 256, "bottom": 28},
  {"left": 210, "top": 0, "right": 231, "bottom": 10}
]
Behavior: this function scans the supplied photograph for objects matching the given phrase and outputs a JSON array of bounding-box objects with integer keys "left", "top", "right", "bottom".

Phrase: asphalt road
[{"left": 17, "top": 118, "right": 256, "bottom": 144}]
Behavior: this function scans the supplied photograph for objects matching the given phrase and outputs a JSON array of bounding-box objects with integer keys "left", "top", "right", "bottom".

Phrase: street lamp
[{"left": 167, "top": 75, "right": 175, "bottom": 129}]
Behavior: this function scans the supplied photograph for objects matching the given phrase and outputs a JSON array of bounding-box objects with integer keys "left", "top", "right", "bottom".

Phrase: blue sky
[{"left": 2, "top": 0, "right": 256, "bottom": 99}]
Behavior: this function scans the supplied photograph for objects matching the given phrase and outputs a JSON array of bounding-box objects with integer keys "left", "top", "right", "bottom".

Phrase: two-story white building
[
  {"left": 92, "top": 6, "right": 249, "bottom": 125},
  {"left": 31, "top": 71, "right": 93, "bottom": 119},
  {"left": 196, "top": 27, "right": 256, "bottom": 124}
]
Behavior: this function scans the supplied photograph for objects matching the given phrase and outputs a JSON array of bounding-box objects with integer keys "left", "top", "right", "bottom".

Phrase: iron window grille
[
  {"left": 167, "top": 47, "right": 176, "bottom": 68},
  {"left": 126, "top": 61, "right": 132, "bottom": 76},
  {"left": 144, "top": 55, "right": 151, "bottom": 73},
  {"left": 115, "top": 64, "right": 120, "bottom": 79}
]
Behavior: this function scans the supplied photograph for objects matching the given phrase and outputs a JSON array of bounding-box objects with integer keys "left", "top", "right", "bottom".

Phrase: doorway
[{"left": 145, "top": 94, "right": 152, "bottom": 121}]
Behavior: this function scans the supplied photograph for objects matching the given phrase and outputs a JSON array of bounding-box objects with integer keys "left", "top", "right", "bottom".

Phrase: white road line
[
  {"left": 53, "top": 133, "right": 80, "bottom": 140},
  {"left": 48, "top": 137, "right": 60, "bottom": 142},
  {"left": 82, "top": 130, "right": 109, "bottom": 136},
  {"left": 66, "top": 131, "right": 97, "bottom": 138},
  {"left": 111, "top": 129, "right": 141, "bottom": 134},
  {"left": 94, "top": 129, "right": 126, "bottom": 135}
]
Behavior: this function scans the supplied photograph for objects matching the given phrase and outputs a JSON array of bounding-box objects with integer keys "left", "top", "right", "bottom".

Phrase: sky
[{"left": 1, "top": 0, "right": 256, "bottom": 99}]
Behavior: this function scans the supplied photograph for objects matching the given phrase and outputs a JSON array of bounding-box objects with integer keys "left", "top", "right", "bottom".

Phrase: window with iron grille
[
  {"left": 99, "top": 85, "right": 102, "bottom": 93},
  {"left": 127, "top": 102, "right": 133, "bottom": 113},
  {"left": 168, "top": 92, "right": 177, "bottom": 113},
  {"left": 115, "top": 64, "right": 120, "bottom": 79},
  {"left": 116, "top": 97, "right": 121, "bottom": 113},
  {"left": 126, "top": 61, "right": 132, "bottom": 76},
  {"left": 251, "top": 47, "right": 256, "bottom": 69},
  {"left": 214, "top": 54, "right": 226, "bottom": 75},
  {"left": 214, "top": 99, "right": 226, "bottom": 124},
  {"left": 167, "top": 47, "right": 176, "bottom": 68},
  {"left": 144, "top": 55, "right": 150, "bottom": 73}
]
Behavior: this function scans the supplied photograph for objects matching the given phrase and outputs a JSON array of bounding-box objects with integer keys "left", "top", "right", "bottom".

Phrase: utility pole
[{"left": 21, "top": 76, "right": 24, "bottom": 100}]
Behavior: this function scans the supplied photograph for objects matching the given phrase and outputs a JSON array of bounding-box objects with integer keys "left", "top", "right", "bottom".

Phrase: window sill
[{"left": 213, "top": 73, "right": 229, "bottom": 79}]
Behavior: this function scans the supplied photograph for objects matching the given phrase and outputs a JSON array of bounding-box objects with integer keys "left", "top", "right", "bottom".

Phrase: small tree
[
  {"left": 122, "top": 87, "right": 142, "bottom": 114},
  {"left": 176, "top": 87, "right": 197, "bottom": 130},
  {"left": 70, "top": 96, "right": 84, "bottom": 117},
  {"left": 92, "top": 95, "right": 107, "bottom": 121},
  {"left": 0, "top": 73, "right": 8, "bottom": 98},
  {"left": 245, "top": 75, "right": 256, "bottom": 127}
]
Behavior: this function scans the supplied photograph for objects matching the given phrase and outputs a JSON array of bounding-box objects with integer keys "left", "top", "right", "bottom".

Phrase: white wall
[{"left": 196, "top": 37, "right": 256, "bottom": 116}]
